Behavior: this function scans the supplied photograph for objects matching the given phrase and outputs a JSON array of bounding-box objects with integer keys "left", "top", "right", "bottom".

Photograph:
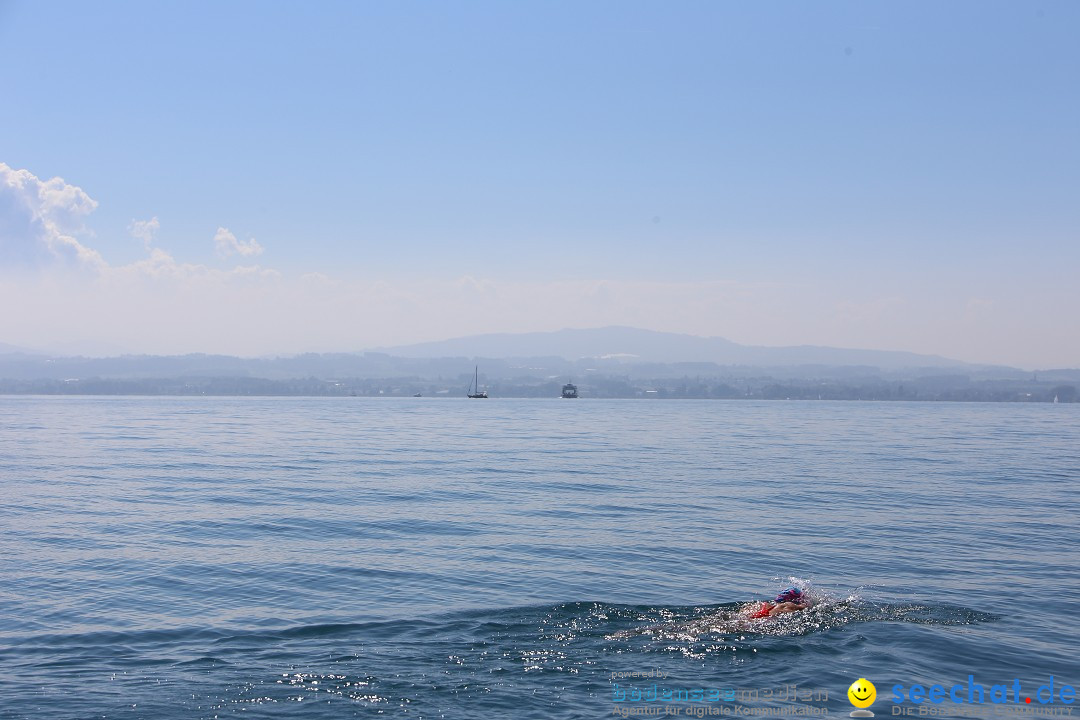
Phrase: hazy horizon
[
  {"left": 2, "top": 3, "right": 1077, "bottom": 369},
  {"left": 2, "top": 324, "right": 1071, "bottom": 374}
]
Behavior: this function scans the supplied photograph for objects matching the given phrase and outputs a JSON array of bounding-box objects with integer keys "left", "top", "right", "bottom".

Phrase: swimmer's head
[{"left": 775, "top": 587, "right": 804, "bottom": 603}]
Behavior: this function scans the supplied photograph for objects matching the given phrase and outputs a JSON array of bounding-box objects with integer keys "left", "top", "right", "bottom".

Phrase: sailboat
[{"left": 467, "top": 365, "right": 488, "bottom": 398}]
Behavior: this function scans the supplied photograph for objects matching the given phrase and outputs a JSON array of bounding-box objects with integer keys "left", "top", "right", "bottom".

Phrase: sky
[{"left": 1, "top": 1, "right": 1077, "bottom": 368}]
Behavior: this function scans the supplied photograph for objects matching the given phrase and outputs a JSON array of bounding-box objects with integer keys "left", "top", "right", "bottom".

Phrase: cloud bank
[{"left": 0, "top": 162, "right": 1075, "bottom": 369}]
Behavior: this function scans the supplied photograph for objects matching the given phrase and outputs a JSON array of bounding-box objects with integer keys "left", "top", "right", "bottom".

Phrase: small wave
[{"left": 3, "top": 592, "right": 998, "bottom": 672}]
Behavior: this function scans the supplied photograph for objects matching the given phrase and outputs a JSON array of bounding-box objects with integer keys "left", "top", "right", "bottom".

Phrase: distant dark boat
[
  {"left": 467, "top": 365, "right": 488, "bottom": 399},
  {"left": 561, "top": 382, "right": 578, "bottom": 399},
  {"left": 413, "top": 393, "right": 422, "bottom": 397}
]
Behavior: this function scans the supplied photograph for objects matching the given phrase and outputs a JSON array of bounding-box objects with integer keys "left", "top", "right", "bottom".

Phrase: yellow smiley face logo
[{"left": 848, "top": 678, "right": 876, "bottom": 709}]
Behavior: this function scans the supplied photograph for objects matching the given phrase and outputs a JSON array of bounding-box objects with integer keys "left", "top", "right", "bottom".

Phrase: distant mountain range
[
  {"left": 4, "top": 327, "right": 1075, "bottom": 384},
  {"left": 375, "top": 326, "right": 973, "bottom": 371},
  {"left": 3, "top": 326, "right": 1078, "bottom": 398}
]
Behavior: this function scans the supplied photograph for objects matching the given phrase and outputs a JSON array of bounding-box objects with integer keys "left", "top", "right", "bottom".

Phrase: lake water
[{"left": 1, "top": 397, "right": 1077, "bottom": 719}]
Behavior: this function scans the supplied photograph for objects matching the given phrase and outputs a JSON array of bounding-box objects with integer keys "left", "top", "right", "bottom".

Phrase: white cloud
[
  {"left": 128, "top": 216, "right": 160, "bottom": 249},
  {"left": 214, "top": 227, "right": 263, "bottom": 258},
  {"left": 0, "top": 162, "right": 104, "bottom": 270}
]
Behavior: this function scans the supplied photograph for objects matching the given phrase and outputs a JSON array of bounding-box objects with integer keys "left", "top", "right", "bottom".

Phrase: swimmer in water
[
  {"left": 743, "top": 587, "right": 810, "bottom": 619},
  {"left": 605, "top": 587, "right": 814, "bottom": 640}
]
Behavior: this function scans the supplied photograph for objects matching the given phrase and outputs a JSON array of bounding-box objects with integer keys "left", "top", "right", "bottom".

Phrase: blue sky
[{"left": 1, "top": 1, "right": 1077, "bottom": 366}]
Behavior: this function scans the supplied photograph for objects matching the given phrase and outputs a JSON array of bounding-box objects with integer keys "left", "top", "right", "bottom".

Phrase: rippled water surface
[{"left": 1, "top": 397, "right": 1077, "bottom": 718}]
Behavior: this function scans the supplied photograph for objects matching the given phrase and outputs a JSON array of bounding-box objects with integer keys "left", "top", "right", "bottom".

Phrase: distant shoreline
[
  {"left": 2, "top": 348, "right": 1076, "bottom": 403},
  {"left": 0, "top": 380, "right": 1074, "bottom": 403}
]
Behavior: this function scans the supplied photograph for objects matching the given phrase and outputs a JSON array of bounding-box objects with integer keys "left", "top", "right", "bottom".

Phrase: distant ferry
[
  {"left": 561, "top": 382, "right": 578, "bottom": 399},
  {"left": 467, "top": 365, "right": 488, "bottom": 399}
]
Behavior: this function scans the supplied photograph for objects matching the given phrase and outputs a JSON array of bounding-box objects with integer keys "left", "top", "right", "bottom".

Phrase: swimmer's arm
[{"left": 768, "top": 602, "right": 808, "bottom": 616}]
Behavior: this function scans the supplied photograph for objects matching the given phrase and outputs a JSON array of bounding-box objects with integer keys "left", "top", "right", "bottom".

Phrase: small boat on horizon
[
  {"left": 561, "top": 381, "right": 578, "bottom": 399},
  {"left": 467, "top": 365, "right": 488, "bottom": 399}
]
